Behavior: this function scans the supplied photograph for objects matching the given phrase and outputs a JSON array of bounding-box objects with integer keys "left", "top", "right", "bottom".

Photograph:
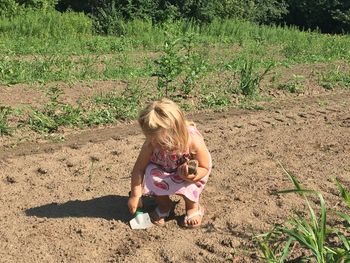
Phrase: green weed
[
  {"left": 152, "top": 32, "right": 209, "bottom": 98},
  {"left": 0, "top": 8, "right": 92, "bottom": 39},
  {"left": 238, "top": 60, "right": 273, "bottom": 97},
  {"left": 319, "top": 66, "right": 350, "bottom": 90},
  {"left": 0, "top": 106, "right": 12, "bottom": 135},
  {"left": 200, "top": 84, "right": 231, "bottom": 110},
  {"left": 152, "top": 36, "right": 185, "bottom": 97},
  {"left": 238, "top": 100, "right": 265, "bottom": 110},
  {"left": 278, "top": 75, "right": 305, "bottom": 93},
  {"left": 89, "top": 84, "right": 142, "bottom": 124},
  {"left": 27, "top": 87, "right": 84, "bottom": 133}
]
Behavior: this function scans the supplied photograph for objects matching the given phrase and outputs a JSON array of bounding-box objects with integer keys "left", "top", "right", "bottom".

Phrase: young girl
[{"left": 128, "top": 99, "right": 212, "bottom": 228}]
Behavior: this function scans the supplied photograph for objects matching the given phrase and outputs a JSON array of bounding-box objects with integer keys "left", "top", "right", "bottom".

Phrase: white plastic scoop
[{"left": 129, "top": 208, "right": 153, "bottom": 229}]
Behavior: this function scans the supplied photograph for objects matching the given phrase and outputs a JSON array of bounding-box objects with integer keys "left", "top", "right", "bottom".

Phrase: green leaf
[
  {"left": 277, "top": 160, "right": 303, "bottom": 192},
  {"left": 336, "top": 211, "right": 350, "bottom": 225},
  {"left": 334, "top": 178, "right": 350, "bottom": 209}
]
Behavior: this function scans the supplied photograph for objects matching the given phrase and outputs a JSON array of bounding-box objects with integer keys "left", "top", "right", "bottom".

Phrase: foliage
[
  {"left": 200, "top": 91, "right": 231, "bottom": 110},
  {"left": 3, "top": 0, "right": 350, "bottom": 34},
  {"left": 92, "top": 2, "right": 125, "bottom": 35},
  {"left": 88, "top": 85, "right": 142, "bottom": 125},
  {"left": 0, "top": 17, "right": 350, "bottom": 135},
  {"left": 278, "top": 75, "right": 304, "bottom": 93},
  {"left": 16, "top": 0, "right": 58, "bottom": 9},
  {"left": 25, "top": 85, "right": 143, "bottom": 133},
  {"left": 0, "top": 0, "right": 19, "bottom": 17},
  {"left": 205, "top": 0, "right": 288, "bottom": 24},
  {"left": 152, "top": 37, "right": 184, "bottom": 97},
  {"left": 57, "top": 0, "right": 288, "bottom": 25},
  {"left": 284, "top": 0, "right": 350, "bottom": 34},
  {"left": 152, "top": 32, "right": 207, "bottom": 98}
]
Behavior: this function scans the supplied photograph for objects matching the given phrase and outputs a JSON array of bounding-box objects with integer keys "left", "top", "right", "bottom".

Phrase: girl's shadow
[{"left": 25, "top": 195, "right": 155, "bottom": 223}]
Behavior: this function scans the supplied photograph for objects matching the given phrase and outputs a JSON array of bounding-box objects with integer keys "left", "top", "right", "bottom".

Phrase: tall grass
[
  {"left": 0, "top": 9, "right": 92, "bottom": 39},
  {"left": 1, "top": 12, "right": 350, "bottom": 63},
  {"left": 0, "top": 54, "right": 152, "bottom": 85}
]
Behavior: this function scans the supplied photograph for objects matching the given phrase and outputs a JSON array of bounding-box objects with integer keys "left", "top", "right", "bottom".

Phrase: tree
[{"left": 284, "top": 0, "right": 350, "bottom": 33}]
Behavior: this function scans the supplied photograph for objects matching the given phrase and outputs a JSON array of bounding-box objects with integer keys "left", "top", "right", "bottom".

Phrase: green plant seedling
[{"left": 0, "top": 106, "right": 12, "bottom": 136}]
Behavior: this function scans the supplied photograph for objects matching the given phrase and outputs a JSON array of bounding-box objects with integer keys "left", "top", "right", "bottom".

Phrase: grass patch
[
  {"left": 25, "top": 85, "right": 143, "bottom": 133},
  {"left": 278, "top": 75, "right": 305, "bottom": 94},
  {"left": 319, "top": 66, "right": 350, "bottom": 90}
]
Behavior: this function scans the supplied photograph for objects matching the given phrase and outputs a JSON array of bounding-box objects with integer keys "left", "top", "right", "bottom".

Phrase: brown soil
[
  {"left": 1, "top": 85, "right": 349, "bottom": 262},
  {"left": 0, "top": 80, "right": 128, "bottom": 108}
]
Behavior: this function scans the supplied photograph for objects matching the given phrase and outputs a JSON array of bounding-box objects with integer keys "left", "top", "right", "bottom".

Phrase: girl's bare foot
[
  {"left": 150, "top": 195, "right": 172, "bottom": 226},
  {"left": 149, "top": 206, "right": 171, "bottom": 226}
]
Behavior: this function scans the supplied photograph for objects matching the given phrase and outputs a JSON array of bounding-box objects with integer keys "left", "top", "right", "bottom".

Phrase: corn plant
[
  {"left": 331, "top": 178, "right": 350, "bottom": 263},
  {"left": 333, "top": 178, "right": 350, "bottom": 259},
  {"left": 256, "top": 162, "right": 350, "bottom": 262},
  {"left": 334, "top": 178, "right": 350, "bottom": 222},
  {"left": 255, "top": 229, "right": 293, "bottom": 263}
]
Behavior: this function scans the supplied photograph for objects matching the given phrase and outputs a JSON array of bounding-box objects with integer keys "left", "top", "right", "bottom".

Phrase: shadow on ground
[{"left": 25, "top": 195, "right": 136, "bottom": 222}]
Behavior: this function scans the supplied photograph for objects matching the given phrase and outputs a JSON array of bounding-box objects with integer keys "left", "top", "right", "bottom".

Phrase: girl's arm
[
  {"left": 128, "top": 140, "right": 153, "bottom": 214},
  {"left": 179, "top": 133, "right": 210, "bottom": 182}
]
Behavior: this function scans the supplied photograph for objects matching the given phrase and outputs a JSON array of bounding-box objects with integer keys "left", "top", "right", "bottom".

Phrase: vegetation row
[{"left": 2, "top": 0, "right": 350, "bottom": 34}]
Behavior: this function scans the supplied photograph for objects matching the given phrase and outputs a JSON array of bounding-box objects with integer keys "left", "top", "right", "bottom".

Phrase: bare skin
[
  {"left": 150, "top": 194, "right": 203, "bottom": 227},
  {"left": 149, "top": 196, "right": 173, "bottom": 226}
]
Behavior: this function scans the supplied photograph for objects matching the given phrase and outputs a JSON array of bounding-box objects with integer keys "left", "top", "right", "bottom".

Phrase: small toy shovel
[{"left": 129, "top": 208, "right": 153, "bottom": 230}]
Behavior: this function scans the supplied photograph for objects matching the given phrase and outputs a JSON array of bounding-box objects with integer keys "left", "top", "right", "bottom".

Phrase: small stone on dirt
[
  {"left": 66, "top": 161, "right": 74, "bottom": 168},
  {"left": 6, "top": 176, "right": 16, "bottom": 184},
  {"left": 90, "top": 156, "right": 100, "bottom": 162},
  {"left": 111, "top": 150, "right": 121, "bottom": 156},
  {"left": 69, "top": 143, "right": 81, "bottom": 150},
  {"left": 37, "top": 168, "right": 48, "bottom": 175}
]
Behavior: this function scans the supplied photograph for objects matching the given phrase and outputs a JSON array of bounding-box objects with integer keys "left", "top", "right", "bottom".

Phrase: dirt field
[{"left": 0, "top": 87, "right": 349, "bottom": 262}]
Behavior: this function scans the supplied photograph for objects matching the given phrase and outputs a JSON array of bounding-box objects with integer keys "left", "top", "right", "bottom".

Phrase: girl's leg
[
  {"left": 154, "top": 195, "right": 172, "bottom": 213},
  {"left": 182, "top": 195, "right": 204, "bottom": 227},
  {"left": 150, "top": 195, "right": 172, "bottom": 226}
]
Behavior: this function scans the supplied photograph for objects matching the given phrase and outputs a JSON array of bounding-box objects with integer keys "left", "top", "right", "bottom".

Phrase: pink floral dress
[{"left": 143, "top": 126, "right": 212, "bottom": 202}]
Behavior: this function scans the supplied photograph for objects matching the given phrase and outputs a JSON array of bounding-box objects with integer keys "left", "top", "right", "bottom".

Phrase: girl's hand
[
  {"left": 128, "top": 196, "right": 142, "bottom": 215},
  {"left": 178, "top": 163, "right": 196, "bottom": 181}
]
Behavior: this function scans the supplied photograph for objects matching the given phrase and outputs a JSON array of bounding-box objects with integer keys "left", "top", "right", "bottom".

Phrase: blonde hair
[{"left": 138, "top": 99, "right": 190, "bottom": 152}]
